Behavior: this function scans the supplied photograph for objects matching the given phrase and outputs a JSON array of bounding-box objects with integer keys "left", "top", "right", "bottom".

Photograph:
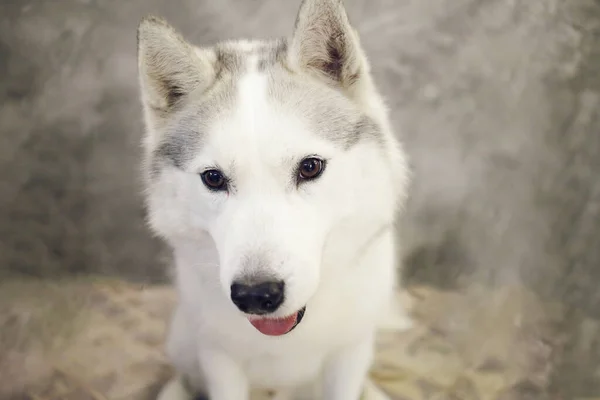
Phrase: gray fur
[
  {"left": 148, "top": 78, "right": 238, "bottom": 177},
  {"left": 266, "top": 67, "right": 382, "bottom": 149},
  {"left": 256, "top": 39, "right": 289, "bottom": 72},
  {"left": 151, "top": 117, "right": 203, "bottom": 174}
]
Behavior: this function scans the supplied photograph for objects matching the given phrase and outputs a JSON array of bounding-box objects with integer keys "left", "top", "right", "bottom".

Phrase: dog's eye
[
  {"left": 298, "top": 157, "right": 325, "bottom": 181},
  {"left": 201, "top": 169, "right": 227, "bottom": 191}
]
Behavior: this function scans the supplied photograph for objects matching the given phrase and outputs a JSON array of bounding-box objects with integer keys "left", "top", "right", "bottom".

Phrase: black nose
[{"left": 230, "top": 281, "right": 285, "bottom": 315}]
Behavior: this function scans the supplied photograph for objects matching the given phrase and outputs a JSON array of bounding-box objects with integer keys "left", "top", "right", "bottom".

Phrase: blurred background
[{"left": 1, "top": 0, "right": 599, "bottom": 399}]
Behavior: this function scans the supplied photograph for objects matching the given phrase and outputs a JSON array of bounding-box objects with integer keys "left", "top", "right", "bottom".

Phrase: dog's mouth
[{"left": 247, "top": 306, "right": 306, "bottom": 337}]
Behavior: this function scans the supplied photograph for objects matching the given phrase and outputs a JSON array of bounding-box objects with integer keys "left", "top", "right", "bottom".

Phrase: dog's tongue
[{"left": 249, "top": 313, "right": 298, "bottom": 336}]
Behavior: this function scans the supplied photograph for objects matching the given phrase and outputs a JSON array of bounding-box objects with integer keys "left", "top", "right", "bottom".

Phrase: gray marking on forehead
[
  {"left": 265, "top": 69, "right": 383, "bottom": 149},
  {"left": 214, "top": 39, "right": 287, "bottom": 75},
  {"left": 322, "top": 113, "right": 383, "bottom": 149},
  {"left": 149, "top": 51, "right": 244, "bottom": 179},
  {"left": 149, "top": 78, "right": 238, "bottom": 178},
  {"left": 352, "top": 115, "right": 384, "bottom": 147},
  {"left": 214, "top": 45, "right": 245, "bottom": 78},
  {"left": 256, "top": 39, "right": 289, "bottom": 72},
  {"left": 148, "top": 37, "right": 381, "bottom": 180},
  {"left": 152, "top": 113, "right": 203, "bottom": 173}
]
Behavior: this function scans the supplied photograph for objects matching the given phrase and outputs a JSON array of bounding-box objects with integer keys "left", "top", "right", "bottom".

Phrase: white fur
[
  {"left": 149, "top": 67, "right": 406, "bottom": 398},
  {"left": 151, "top": 82, "right": 410, "bottom": 399},
  {"left": 139, "top": 1, "right": 412, "bottom": 399}
]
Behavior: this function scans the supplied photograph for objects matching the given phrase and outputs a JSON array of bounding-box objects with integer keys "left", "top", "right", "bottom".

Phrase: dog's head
[{"left": 137, "top": 0, "right": 409, "bottom": 335}]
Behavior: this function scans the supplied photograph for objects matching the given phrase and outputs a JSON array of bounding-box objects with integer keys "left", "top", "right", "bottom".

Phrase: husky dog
[{"left": 137, "top": 0, "right": 411, "bottom": 398}]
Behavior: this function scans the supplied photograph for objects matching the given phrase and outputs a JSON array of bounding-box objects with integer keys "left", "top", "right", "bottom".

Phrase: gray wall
[{"left": 1, "top": 0, "right": 599, "bottom": 312}]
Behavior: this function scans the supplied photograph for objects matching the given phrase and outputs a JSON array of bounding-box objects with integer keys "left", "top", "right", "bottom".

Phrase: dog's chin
[{"left": 247, "top": 306, "right": 306, "bottom": 337}]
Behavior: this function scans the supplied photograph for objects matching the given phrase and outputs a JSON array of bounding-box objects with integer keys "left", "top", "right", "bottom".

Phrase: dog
[{"left": 137, "top": 0, "right": 412, "bottom": 398}]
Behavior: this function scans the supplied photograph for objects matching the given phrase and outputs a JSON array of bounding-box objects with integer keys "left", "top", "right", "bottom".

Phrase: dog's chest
[
  {"left": 235, "top": 310, "right": 365, "bottom": 389},
  {"left": 243, "top": 348, "right": 326, "bottom": 389}
]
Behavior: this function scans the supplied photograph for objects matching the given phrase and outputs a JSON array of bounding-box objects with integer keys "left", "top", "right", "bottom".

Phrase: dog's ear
[
  {"left": 289, "top": 0, "right": 366, "bottom": 90},
  {"left": 137, "top": 17, "right": 215, "bottom": 123}
]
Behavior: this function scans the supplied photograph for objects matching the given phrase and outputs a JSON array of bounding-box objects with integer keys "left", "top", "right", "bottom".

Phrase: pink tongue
[{"left": 249, "top": 313, "right": 298, "bottom": 336}]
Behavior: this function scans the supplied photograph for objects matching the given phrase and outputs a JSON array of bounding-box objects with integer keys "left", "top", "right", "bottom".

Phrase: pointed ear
[
  {"left": 289, "top": 0, "right": 366, "bottom": 89},
  {"left": 137, "top": 16, "right": 215, "bottom": 119}
]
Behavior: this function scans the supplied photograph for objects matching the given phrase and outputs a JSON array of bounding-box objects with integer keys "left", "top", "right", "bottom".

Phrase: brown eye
[
  {"left": 298, "top": 157, "right": 325, "bottom": 181},
  {"left": 201, "top": 169, "right": 227, "bottom": 191}
]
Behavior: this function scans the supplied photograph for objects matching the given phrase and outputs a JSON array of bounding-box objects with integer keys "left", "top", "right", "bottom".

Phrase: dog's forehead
[
  {"left": 153, "top": 39, "right": 379, "bottom": 173},
  {"left": 208, "top": 39, "right": 289, "bottom": 76}
]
